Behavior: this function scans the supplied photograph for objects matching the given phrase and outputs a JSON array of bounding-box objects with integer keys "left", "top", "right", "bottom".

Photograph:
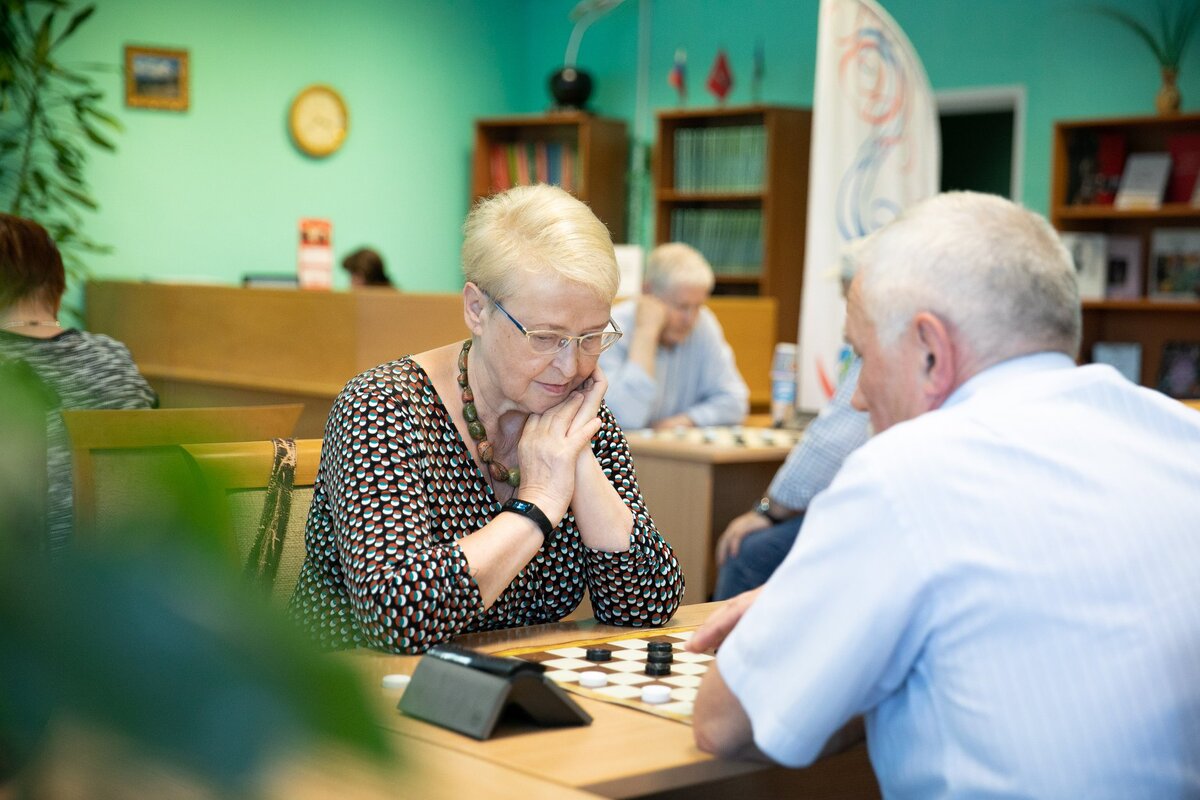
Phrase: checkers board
[{"left": 494, "top": 627, "right": 712, "bottom": 724}]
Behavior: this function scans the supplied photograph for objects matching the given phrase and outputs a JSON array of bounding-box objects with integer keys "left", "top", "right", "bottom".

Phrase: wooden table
[
  {"left": 349, "top": 604, "right": 879, "bottom": 799},
  {"left": 626, "top": 429, "right": 800, "bottom": 604}
]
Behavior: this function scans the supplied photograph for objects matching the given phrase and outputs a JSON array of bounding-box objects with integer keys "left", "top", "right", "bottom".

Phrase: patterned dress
[{"left": 289, "top": 356, "right": 685, "bottom": 654}]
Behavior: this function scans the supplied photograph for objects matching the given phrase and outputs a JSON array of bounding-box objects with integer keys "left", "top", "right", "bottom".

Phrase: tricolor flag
[
  {"left": 668, "top": 48, "right": 687, "bottom": 103},
  {"left": 796, "top": 0, "right": 940, "bottom": 410},
  {"left": 706, "top": 49, "right": 733, "bottom": 103}
]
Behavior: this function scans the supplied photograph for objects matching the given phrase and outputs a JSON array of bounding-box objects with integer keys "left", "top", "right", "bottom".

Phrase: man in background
[
  {"left": 690, "top": 192, "right": 1200, "bottom": 797},
  {"left": 601, "top": 243, "right": 748, "bottom": 430}
]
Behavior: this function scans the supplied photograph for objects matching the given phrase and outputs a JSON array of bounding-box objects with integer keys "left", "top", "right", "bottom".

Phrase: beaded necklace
[{"left": 458, "top": 339, "right": 520, "bottom": 487}]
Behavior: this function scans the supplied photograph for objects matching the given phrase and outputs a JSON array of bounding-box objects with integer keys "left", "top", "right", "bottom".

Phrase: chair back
[
  {"left": 182, "top": 438, "right": 322, "bottom": 605},
  {"left": 61, "top": 404, "right": 303, "bottom": 540}
]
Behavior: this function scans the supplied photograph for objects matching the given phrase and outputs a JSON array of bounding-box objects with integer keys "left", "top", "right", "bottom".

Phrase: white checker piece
[
  {"left": 546, "top": 647, "right": 588, "bottom": 658},
  {"left": 596, "top": 685, "right": 642, "bottom": 700},
  {"left": 543, "top": 658, "right": 594, "bottom": 670}
]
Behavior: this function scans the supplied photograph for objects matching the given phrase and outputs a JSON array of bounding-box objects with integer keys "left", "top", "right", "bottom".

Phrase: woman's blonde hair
[{"left": 461, "top": 184, "right": 619, "bottom": 303}]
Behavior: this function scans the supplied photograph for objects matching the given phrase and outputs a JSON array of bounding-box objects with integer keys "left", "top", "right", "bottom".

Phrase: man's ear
[
  {"left": 913, "top": 311, "right": 956, "bottom": 410},
  {"left": 463, "top": 282, "right": 488, "bottom": 336}
]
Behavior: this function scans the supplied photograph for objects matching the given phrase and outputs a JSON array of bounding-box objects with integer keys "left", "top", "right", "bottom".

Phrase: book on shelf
[
  {"left": 670, "top": 208, "right": 763, "bottom": 277},
  {"left": 1094, "top": 132, "right": 1126, "bottom": 205},
  {"left": 486, "top": 141, "right": 577, "bottom": 194},
  {"left": 1104, "top": 234, "right": 1142, "bottom": 300},
  {"left": 1157, "top": 341, "right": 1200, "bottom": 399},
  {"left": 672, "top": 125, "right": 765, "bottom": 193},
  {"left": 1114, "top": 152, "right": 1172, "bottom": 210},
  {"left": 1166, "top": 132, "right": 1200, "bottom": 204},
  {"left": 1059, "top": 232, "right": 1107, "bottom": 300},
  {"left": 1149, "top": 228, "right": 1200, "bottom": 300},
  {"left": 1092, "top": 341, "right": 1141, "bottom": 383}
]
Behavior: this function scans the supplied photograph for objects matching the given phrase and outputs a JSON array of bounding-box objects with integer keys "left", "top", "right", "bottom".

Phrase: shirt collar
[{"left": 942, "top": 351, "right": 1076, "bottom": 410}]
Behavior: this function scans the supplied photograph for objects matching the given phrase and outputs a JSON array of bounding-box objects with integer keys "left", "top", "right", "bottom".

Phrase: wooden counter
[{"left": 86, "top": 281, "right": 778, "bottom": 437}]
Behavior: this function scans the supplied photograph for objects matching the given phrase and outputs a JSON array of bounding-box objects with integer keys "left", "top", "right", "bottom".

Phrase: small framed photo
[
  {"left": 124, "top": 45, "right": 189, "bottom": 111},
  {"left": 1157, "top": 341, "right": 1200, "bottom": 399},
  {"left": 1149, "top": 228, "right": 1200, "bottom": 301},
  {"left": 1104, "top": 235, "right": 1142, "bottom": 300}
]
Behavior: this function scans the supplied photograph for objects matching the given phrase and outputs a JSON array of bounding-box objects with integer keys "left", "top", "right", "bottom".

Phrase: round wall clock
[{"left": 288, "top": 84, "right": 348, "bottom": 158}]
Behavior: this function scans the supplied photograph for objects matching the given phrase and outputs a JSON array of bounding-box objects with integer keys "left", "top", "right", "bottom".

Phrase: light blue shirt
[
  {"left": 600, "top": 300, "right": 749, "bottom": 429},
  {"left": 720, "top": 352, "right": 1200, "bottom": 798},
  {"left": 768, "top": 357, "right": 869, "bottom": 511}
]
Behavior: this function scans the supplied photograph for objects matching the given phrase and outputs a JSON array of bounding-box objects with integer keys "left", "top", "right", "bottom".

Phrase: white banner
[{"left": 797, "top": 0, "right": 940, "bottom": 410}]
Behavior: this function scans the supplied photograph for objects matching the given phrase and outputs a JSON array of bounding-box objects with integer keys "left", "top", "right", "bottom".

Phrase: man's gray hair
[
  {"left": 845, "top": 191, "right": 1081, "bottom": 364},
  {"left": 645, "top": 242, "right": 715, "bottom": 295}
]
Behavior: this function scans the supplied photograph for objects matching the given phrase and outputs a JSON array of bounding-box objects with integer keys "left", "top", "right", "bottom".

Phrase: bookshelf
[
  {"left": 471, "top": 113, "right": 628, "bottom": 243},
  {"left": 1051, "top": 112, "right": 1200, "bottom": 388},
  {"left": 654, "top": 105, "right": 811, "bottom": 344}
]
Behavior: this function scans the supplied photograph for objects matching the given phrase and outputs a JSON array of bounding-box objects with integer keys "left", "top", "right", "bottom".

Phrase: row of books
[
  {"left": 1067, "top": 131, "right": 1200, "bottom": 207},
  {"left": 1061, "top": 228, "right": 1200, "bottom": 301},
  {"left": 671, "top": 208, "right": 763, "bottom": 275},
  {"left": 1092, "top": 340, "right": 1200, "bottom": 400},
  {"left": 489, "top": 141, "right": 578, "bottom": 193},
  {"left": 673, "top": 125, "right": 766, "bottom": 193}
]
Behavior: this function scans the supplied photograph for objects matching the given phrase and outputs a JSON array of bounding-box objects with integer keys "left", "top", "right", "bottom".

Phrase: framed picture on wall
[{"left": 124, "top": 45, "right": 189, "bottom": 111}]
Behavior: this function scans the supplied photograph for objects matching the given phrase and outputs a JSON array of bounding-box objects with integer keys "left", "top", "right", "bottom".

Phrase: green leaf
[
  {"left": 52, "top": 4, "right": 94, "bottom": 49},
  {"left": 58, "top": 183, "right": 97, "bottom": 209},
  {"left": 1092, "top": 5, "right": 1171, "bottom": 64},
  {"left": 80, "top": 122, "right": 114, "bottom": 150}
]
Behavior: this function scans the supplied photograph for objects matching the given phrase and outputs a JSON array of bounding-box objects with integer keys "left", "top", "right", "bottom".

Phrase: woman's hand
[{"left": 516, "top": 390, "right": 603, "bottom": 525}]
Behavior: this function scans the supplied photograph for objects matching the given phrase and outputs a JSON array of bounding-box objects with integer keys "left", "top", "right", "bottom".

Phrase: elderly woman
[
  {"left": 290, "top": 185, "right": 685, "bottom": 653},
  {"left": 0, "top": 213, "right": 156, "bottom": 553}
]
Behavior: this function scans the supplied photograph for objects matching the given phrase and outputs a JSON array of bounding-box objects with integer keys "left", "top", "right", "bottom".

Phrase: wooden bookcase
[
  {"left": 1051, "top": 112, "right": 1200, "bottom": 388},
  {"left": 471, "top": 112, "right": 628, "bottom": 243},
  {"left": 654, "top": 105, "right": 811, "bottom": 344}
]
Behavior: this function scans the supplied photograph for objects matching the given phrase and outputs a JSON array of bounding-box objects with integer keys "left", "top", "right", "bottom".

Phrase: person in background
[
  {"left": 341, "top": 247, "right": 394, "bottom": 288},
  {"left": 600, "top": 243, "right": 748, "bottom": 430},
  {"left": 711, "top": 358, "right": 868, "bottom": 600},
  {"left": 290, "top": 185, "right": 684, "bottom": 654},
  {"left": 0, "top": 213, "right": 157, "bottom": 554},
  {"left": 688, "top": 192, "right": 1200, "bottom": 797}
]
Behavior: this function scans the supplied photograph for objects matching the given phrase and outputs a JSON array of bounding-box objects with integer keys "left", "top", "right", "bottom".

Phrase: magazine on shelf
[
  {"left": 1148, "top": 228, "right": 1200, "bottom": 300},
  {"left": 1104, "top": 234, "right": 1142, "bottom": 300},
  {"left": 1114, "top": 153, "right": 1172, "bottom": 210},
  {"left": 1092, "top": 342, "right": 1142, "bottom": 384},
  {"left": 1059, "top": 232, "right": 1107, "bottom": 300},
  {"left": 1157, "top": 341, "right": 1200, "bottom": 399}
]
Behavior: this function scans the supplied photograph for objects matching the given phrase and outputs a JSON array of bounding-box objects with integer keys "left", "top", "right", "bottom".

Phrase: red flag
[{"left": 706, "top": 49, "right": 733, "bottom": 102}]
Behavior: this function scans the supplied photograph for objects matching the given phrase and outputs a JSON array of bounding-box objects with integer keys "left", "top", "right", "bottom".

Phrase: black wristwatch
[
  {"left": 501, "top": 498, "right": 555, "bottom": 538},
  {"left": 755, "top": 496, "right": 785, "bottom": 525}
]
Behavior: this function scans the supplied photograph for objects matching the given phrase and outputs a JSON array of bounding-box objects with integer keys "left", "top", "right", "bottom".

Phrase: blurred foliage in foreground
[{"left": 0, "top": 359, "right": 393, "bottom": 796}]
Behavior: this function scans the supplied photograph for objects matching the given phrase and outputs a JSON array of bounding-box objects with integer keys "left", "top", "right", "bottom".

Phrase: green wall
[
  {"left": 64, "top": 0, "right": 524, "bottom": 293},
  {"left": 59, "top": 0, "right": 1200, "bottom": 298}
]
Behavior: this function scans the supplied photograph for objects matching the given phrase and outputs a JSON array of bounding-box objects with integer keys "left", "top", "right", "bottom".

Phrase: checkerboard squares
[
  {"left": 597, "top": 685, "right": 643, "bottom": 700},
  {"left": 546, "top": 647, "right": 589, "bottom": 658},
  {"left": 661, "top": 674, "right": 701, "bottom": 688},
  {"left": 543, "top": 657, "right": 596, "bottom": 670}
]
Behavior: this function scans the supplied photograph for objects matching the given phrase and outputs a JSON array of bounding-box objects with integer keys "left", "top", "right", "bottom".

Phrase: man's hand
[
  {"left": 634, "top": 294, "right": 669, "bottom": 339},
  {"left": 651, "top": 413, "right": 694, "bottom": 431},
  {"left": 686, "top": 586, "right": 763, "bottom": 654},
  {"left": 715, "top": 510, "right": 772, "bottom": 565}
]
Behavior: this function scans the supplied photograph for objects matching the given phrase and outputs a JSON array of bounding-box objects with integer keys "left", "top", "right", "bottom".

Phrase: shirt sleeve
[
  {"left": 677, "top": 309, "right": 750, "bottom": 428},
  {"left": 580, "top": 404, "right": 686, "bottom": 625},
  {"left": 718, "top": 449, "right": 930, "bottom": 766},
  {"left": 767, "top": 358, "right": 869, "bottom": 510},
  {"left": 599, "top": 330, "right": 658, "bottom": 430}
]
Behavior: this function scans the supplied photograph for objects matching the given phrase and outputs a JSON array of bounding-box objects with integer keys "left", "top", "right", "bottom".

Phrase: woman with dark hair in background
[
  {"left": 0, "top": 213, "right": 156, "bottom": 553},
  {"left": 341, "top": 247, "right": 394, "bottom": 288}
]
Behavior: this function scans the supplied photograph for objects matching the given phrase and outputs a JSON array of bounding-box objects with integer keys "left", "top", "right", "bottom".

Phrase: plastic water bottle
[{"left": 770, "top": 343, "right": 798, "bottom": 428}]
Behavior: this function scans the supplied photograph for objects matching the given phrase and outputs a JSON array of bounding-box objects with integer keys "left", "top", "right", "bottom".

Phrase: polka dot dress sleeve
[{"left": 581, "top": 404, "right": 685, "bottom": 626}]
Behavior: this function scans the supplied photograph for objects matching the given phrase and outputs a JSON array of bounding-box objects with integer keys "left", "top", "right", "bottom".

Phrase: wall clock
[{"left": 289, "top": 84, "right": 348, "bottom": 158}]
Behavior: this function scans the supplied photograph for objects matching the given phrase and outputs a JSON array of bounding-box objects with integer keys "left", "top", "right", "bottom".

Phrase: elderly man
[
  {"left": 600, "top": 243, "right": 748, "bottom": 430},
  {"left": 688, "top": 192, "right": 1200, "bottom": 798}
]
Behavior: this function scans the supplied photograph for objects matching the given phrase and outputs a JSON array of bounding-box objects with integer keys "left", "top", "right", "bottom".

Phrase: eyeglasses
[{"left": 489, "top": 295, "right": 623, "bottom": 356}]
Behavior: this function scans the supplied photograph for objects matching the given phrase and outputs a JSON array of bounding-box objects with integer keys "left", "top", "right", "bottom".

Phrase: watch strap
[
  {"left": 755, "top": 496, "right": 785, "bottom": 525},
  {"left": 500, "top": 498, "right": 555, "bottom": 538}
]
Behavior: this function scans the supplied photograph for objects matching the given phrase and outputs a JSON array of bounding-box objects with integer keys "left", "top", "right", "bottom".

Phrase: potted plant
[{"left": 1093, "top": 0, "right": 1200, "bottom": 114}]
